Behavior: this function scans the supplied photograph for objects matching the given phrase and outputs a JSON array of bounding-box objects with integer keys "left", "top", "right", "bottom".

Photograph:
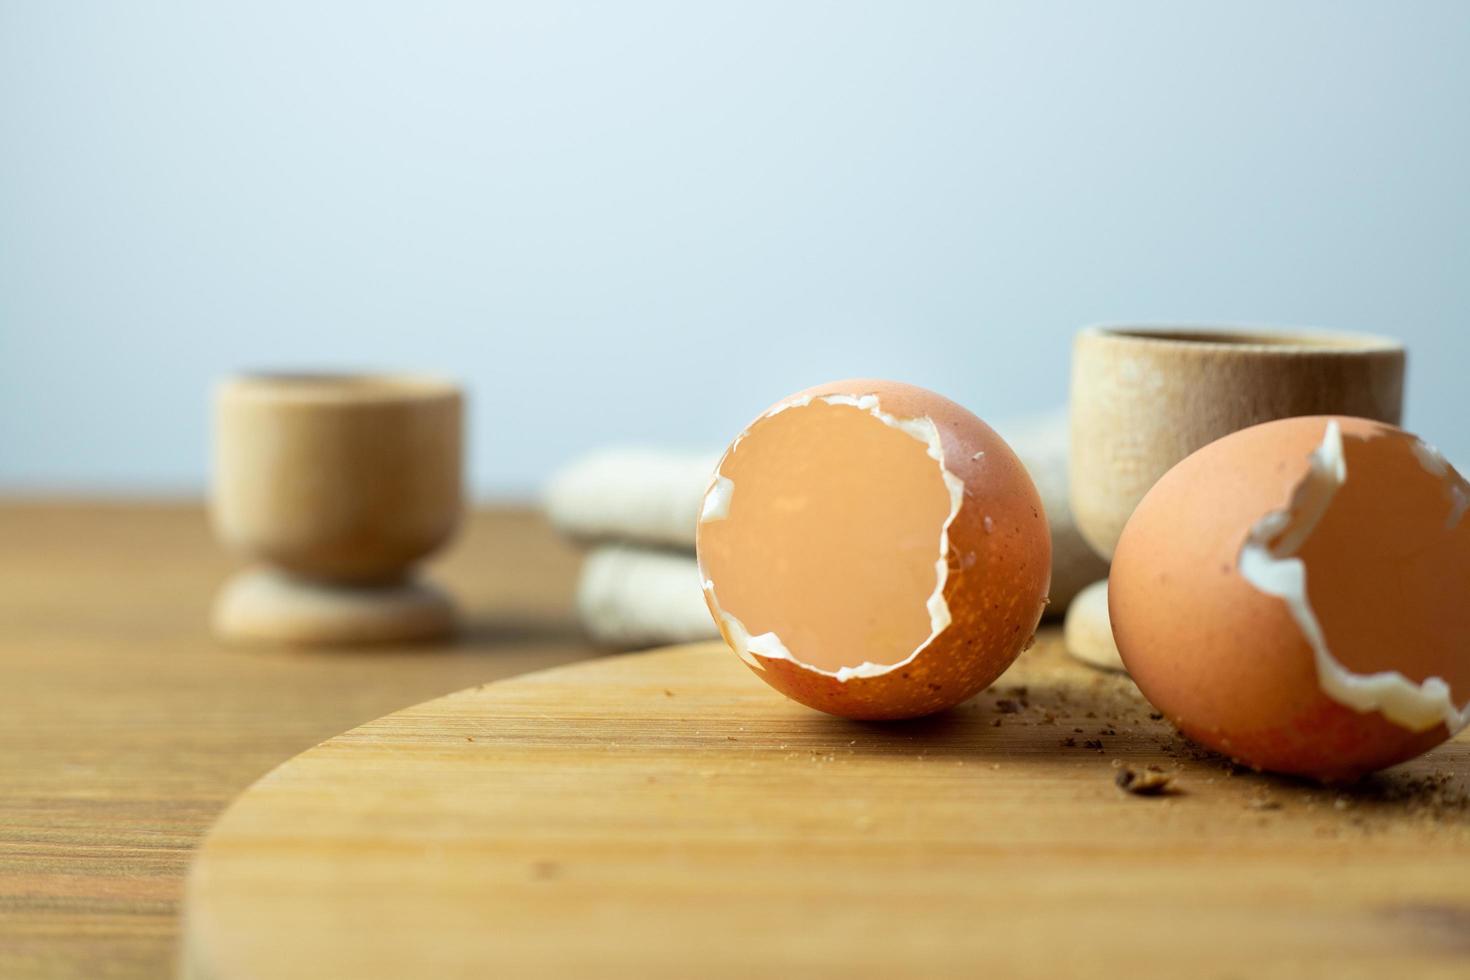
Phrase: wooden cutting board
[{"left": 181, "top": 632, "right": 1470, "bottom": 980}]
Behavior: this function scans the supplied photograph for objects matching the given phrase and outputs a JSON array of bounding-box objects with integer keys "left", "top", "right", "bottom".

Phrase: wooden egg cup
[
  {"left": 1066, "top": 325, "right": 1405, "bottom": 671},
  {"left": 211, "top": 374, "right": 464, "bottom": 646}
]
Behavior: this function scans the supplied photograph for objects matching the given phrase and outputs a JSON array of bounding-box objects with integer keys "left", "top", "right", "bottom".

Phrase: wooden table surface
[
  {"left": 8, "top": 504, "right": 1469, "bottom": 978},
  {"left": 0, "top": 502, "right": 602, "bottom": 979}
]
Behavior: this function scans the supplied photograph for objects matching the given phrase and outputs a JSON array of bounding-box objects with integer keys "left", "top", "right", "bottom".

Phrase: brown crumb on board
[{"left": 1115, "top": 765, "right": 1177, "bottom": 796}]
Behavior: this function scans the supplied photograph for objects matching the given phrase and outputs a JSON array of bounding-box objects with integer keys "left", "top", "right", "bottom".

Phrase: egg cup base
[{"left": 213, "top": 566, "right": 456, "bottom": 647}]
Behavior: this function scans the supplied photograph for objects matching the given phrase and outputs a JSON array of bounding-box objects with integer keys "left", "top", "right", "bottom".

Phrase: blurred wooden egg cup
[
  {"left": 211, "top": 374, "right": 464, "bottom": 646},
  {"left": 1066, "top": 325, "right": 1404, "bottom": 671}
]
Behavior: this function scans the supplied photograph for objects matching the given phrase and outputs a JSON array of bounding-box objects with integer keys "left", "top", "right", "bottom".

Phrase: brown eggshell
[
  {"left": 697, "top": 379, "right": 1052, "bottom": 720},
  {"left": 1111, "top": 415, "right": 1469, "bottom": 780}
]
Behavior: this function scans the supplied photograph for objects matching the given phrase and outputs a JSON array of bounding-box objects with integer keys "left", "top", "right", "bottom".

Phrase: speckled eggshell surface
[
  {"left": 1111, "top": 415, "right": 1470, "bottom": 781},
  {"left": 696, "top": 379, "right": 1052, "bottom": 721}
]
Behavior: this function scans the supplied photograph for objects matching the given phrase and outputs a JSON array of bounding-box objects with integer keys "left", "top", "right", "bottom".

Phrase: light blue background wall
[{"left": 3, "top": 2, "right": 1467, "bottom": 497}]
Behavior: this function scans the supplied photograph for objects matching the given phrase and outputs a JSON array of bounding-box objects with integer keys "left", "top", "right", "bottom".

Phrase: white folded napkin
[
  {"left": 544, "top": 449, "right": 719, "bottom": 550},
  {"left": 574, "top": 545, "right": 717, "bottom": 648}
]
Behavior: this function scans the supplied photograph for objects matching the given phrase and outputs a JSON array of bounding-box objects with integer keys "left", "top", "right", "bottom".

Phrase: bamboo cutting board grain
[{"left": 181, "top": 634, "right": 1470, "bottom": 980}]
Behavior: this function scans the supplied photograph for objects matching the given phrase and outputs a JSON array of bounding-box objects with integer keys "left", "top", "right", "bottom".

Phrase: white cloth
[
  {"left": 575, "top": 545, "right": 717, "bottom": 647},
  {"left": 544, "top": 449, "right": 719, "bottom": 550}
]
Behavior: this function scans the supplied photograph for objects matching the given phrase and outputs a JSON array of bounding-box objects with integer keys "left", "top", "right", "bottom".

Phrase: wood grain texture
[
  {"left": 184, "top": 636, "right": 1470, "bottom": 980},
  {"left": 0, "top": 503, "right": 599, "bottom": 980}
]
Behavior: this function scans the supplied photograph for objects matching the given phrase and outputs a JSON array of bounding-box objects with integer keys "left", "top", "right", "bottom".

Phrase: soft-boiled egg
[
  {"left": 696, "top": 380, "right": 1052, "bottom": 720},
  {"left": 1111, "top": 415, "right": 1470, "bottom": 780}
]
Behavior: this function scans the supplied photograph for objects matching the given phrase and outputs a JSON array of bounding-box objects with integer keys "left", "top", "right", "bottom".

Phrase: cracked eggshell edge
[
  {"left": 1239, "top": 420, "right": 1470, "bottom": 735},
  {"left": 698, "top": 393, "right": 962, "bottom": 682},
  {"left": 694, "top": 379, "right": 1052, "bottom": 716}
]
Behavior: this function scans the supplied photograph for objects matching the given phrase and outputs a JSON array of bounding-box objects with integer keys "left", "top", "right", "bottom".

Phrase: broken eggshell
[
  {"left": 696, "top": 379, "right": 1052, "bottom": 720},
  {"left": 1111, "top": 415, "right": 1470, "bottom": 781}
]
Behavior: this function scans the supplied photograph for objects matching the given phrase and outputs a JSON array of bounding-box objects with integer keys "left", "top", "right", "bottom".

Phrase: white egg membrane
[
  {"left": 698, "top": 394, "right": 965, "bottom": 682},
  {"left": 1238, "top": 420, "right": 1470, "bottom": 734}
]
